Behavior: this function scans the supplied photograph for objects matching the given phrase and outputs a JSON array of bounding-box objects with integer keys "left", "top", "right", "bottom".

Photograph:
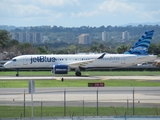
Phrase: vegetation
[
  {"left": 0, "top": 106, "right": 160, "bottom": 118},
  {"left": 1, "top": 70, "right": 160, "bottom": 77},
  {"left": 0, "top": 30, "right": 11, "bottom": 50},
  {"left": 0, "top": 79, "right": 160, "bottom": 88},
  {"left": 1, "top": 70, "right": 160, "bottom": 88},
  {"left": 1, "top": 25, "right": 160, "bottom": 58}
]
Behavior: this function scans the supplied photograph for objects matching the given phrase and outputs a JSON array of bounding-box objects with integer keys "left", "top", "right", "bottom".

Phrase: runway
[
  {"left": 0, "top": 76, "right": 160, "bottom": 107},
  {"left": 0, "top": 76, "right": 160, "bottom": 80},
  {"left": 0, "top": 87, "right": 160, "bottom": 107}
]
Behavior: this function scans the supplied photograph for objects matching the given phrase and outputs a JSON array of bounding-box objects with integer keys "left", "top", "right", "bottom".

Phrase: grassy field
[
  {"left": 0, "top": 70, "right": 160, "bottom": 76},
  {"left": 0, "top": 79, "right": 160, "bottom": 88},
  {"left": 0, "top": 106, "right": 159, "bottom": 118},
  {"left": 0, "top": 71, "right": 160, "bottom": 88}
]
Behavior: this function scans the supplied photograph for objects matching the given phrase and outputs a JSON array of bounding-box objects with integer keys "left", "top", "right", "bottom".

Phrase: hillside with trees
[{"left": 0, "top": 25, "right": 160, "bottom": 59}]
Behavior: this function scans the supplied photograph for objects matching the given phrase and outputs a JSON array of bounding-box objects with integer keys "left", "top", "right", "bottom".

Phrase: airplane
[{"left": 3, "top": 30, "right": 157, "bottom": 76}]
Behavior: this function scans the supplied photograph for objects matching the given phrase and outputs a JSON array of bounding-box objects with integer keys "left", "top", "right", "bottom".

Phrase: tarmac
[{"left": 0, "top": 76, "right": 160, "bottom": 80}]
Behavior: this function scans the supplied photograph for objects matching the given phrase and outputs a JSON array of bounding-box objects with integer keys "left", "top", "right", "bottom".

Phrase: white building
[
  {"left": 12, "top": 32, "right": 43, "bottom": 44},
  {"left": 78, "top": 34, "right": 91, "bottom": 45},
  {"left": 102, "top": 31, "right": 109, "bottom": 41},
  {"left": 122, "top": 31, "right": 130, "bottom": 41}
]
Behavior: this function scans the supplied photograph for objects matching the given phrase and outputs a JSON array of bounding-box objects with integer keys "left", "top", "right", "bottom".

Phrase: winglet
[{"left": 97, "top": 53, "right": 105, "bottom": 59}]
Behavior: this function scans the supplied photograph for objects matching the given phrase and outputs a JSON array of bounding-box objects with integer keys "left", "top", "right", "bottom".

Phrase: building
[
  {"left": 122, "top": 31, "right": 130, "bottom": 41},
  {"left": 102, "top": 31, "right": 109, "bottom": 41},
  {"left": 12, "top": 32, "right": 43, "bottom": 44},
  {"left": 12, "top": 32, "right": 22, "bottom": 43},
  {"left": 78, "top": 34, "right": 91, "bottom": 45}
]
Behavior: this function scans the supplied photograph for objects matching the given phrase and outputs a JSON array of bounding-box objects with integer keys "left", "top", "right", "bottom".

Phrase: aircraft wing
[{"left": 67, "top": 53, "right": 105, "bottom": 68}]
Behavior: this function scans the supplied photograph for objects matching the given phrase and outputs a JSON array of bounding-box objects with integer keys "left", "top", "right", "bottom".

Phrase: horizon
[{"left": 1, "top": 22, "right": 160, "bottom": 28}]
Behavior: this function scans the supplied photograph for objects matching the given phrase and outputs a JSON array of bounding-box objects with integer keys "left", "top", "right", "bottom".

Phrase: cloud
[
  {"left": 36, "top": 0, "right": 80, "bottom": 6},
  {"left": 0, "top": 0, "right": 80, "bottom": 17},
  {"left": 1, "top": 0, "right": 80, "bottom": 7},
  {"left": 98, "top": 0, "right": 135, "bottom": 14},
  {"left": 70, "top": 0, "right": 160, "bottom": 23},
  {"left": 71, "top": 11, "right": 99, "bottom": 18},
  {"left": 136, "top": 10, "right": 160, "bottom": 22},
  {"left": 0, "top": 0, "right": 160, "bottom": 27},
  {"left": 70, "top": 0, "right": 135, "bottom": 18}
]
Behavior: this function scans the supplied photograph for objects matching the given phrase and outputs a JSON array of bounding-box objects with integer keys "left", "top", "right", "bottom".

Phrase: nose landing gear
[{"left": 16, "top": 69, "right": 19, "bottom": 77}]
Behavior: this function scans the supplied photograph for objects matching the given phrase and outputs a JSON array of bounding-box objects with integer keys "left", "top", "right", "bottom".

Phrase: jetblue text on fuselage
[{"left": 30, "top": 56, "right": 56, "bottom": 64}]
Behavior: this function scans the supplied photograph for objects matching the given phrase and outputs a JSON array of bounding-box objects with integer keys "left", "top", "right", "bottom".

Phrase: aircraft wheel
[
  {"left": 75, "top": 71, "right": 81, "bottom": 76},
  {"left": 16, "top": 69, "right": 19, "bottom": 77},
  {"left": 16, "top": 73, "right": 19, "bottom": 77}
]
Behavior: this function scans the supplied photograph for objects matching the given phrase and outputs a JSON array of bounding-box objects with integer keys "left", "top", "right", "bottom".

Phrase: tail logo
[
  {"left": 125, "top": 30, "right": 154, "bottom": 55},
  {"left": 132, "top": 46, "right": 147, "bottom": 51}
]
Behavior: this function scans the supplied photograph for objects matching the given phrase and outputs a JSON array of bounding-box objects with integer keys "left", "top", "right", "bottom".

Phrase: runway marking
[
  {"left": 101, "top": 78, "right": 109, "bottom": 80},
  {"left": 136, "top": 79, "right": 148, "bottom": 81},
  {"left": 56, "top": 78, "right": 61, "bottom": 80}
]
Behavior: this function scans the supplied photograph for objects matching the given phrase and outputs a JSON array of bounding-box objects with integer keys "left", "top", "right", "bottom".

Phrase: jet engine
[{"left": 52, "top": 65, "right": 69, "bottom": 74}]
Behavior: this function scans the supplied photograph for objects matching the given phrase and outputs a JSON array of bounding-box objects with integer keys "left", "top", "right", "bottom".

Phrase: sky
[{"left": 0, "top": 0, "right": 160, "bottom": 27}]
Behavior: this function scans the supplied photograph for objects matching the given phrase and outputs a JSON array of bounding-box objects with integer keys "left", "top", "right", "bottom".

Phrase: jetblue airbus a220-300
[{"left": 4, "top": 30, "right": 157, "bottom": 76}]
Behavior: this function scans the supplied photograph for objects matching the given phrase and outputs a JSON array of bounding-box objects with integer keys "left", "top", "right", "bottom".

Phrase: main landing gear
[
  {"left": 75, "top": 68, "right": 81, "bottom": 76},
  {"left": 16, "top": 69, "right": 19, "bottom": 77},
  {"left": 75, "top": 71, "right": 81, "bottom": 76}
]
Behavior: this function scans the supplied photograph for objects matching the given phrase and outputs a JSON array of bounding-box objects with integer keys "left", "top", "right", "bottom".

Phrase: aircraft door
[
  {"left": 121, "top": 57, "right": 125, "bottom": 64},
  {"left": 23, "top": 59, "right": 28, "bottom": 65}
]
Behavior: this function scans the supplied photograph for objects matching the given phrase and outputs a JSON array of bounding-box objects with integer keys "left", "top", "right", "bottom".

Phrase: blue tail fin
[{"left": 125, "top": 30, "right": 154, "bottom": 55}]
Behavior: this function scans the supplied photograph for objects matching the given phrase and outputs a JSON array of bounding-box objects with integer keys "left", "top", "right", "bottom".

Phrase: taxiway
[
  {"left": 0, "top": 87, "right": 160, "bottom": 107},
  {"left": 0, "top": 76, "right": 160, "bottom": 80}
]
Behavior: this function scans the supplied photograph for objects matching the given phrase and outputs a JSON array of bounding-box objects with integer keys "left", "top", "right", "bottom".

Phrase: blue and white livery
[
  {"left": 4, "top": 30, "right": 157, "bottom": 76},
  {"left": 125, "top": 30, "right": 154, "bottom": 55}
]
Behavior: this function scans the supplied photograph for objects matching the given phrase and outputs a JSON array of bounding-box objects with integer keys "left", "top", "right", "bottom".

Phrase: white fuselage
[{"left": 3, "top": 54, "right": 157, "bottom": 69}]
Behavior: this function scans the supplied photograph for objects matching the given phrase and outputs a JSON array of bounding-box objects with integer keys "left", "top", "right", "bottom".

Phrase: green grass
[
  {"left": 0, "top": 106, "right": 159, "bottom": 118},
  {"left": 1, "top": 70, "right": 160, "bottom": 76},
  {"left": 1, "top": 71, "right": 160, "bottom": 88},
  {"left": 0, "top": 79, "right": 160, "bottom": 88}
]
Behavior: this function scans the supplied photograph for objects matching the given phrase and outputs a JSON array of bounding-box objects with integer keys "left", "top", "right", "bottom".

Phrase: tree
[
  {"left": 106, "top": 46, "right": 116, "bottom": 53},
  {"left": 7, "top": 39, "right": 19, "bottom": 47},
  {"left": 90, "top": 44, "right": 100, "bottom": 53},
  {"left": 18, "top": 43, "right": 37, "bottom": 54},
  {"left": 149, "top": 43, "right": 160, "bottom": 56},
  {"left": 116, "top": 44, "right": 128, "bottom": 53},
  {"left": 37, "top": 46, "right": 48, "bottom": 54},
  {"left": 99, "top": 43, "right": 106, "bottom": 52},
  {"left": 0, "top": 30, "right": 11, "bottom": 50},
  {"left": 68, "top": 45, "right": 76, "bottom": 54}
]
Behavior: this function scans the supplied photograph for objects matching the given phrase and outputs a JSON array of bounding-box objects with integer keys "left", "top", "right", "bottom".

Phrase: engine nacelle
[{"left": 53, "top": 65, "right": 69, "bottom": 74}]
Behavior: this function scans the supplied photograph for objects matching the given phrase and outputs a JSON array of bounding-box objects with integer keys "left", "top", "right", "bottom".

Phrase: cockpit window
[{"left": 12, "top": 59, "right": 17, "bottom": 62}]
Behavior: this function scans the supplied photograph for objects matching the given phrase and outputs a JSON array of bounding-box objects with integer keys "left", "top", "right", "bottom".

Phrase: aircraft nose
[{"left": 3, "top": 62, "right": 10, "bottom": 68}]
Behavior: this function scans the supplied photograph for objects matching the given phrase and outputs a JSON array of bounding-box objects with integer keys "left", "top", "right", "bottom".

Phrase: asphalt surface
[
  {"left": 0, "top": 76, "right": 160, "bottom": 80},
  {"left": 0, "top": 87, "right": 160, "bottom": 107},
  {"left": 0, "top": 76, "right": 160, "bottom": 119},
  {"left": 0, "top": 76, "right": 160, "bottom": 107}
]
